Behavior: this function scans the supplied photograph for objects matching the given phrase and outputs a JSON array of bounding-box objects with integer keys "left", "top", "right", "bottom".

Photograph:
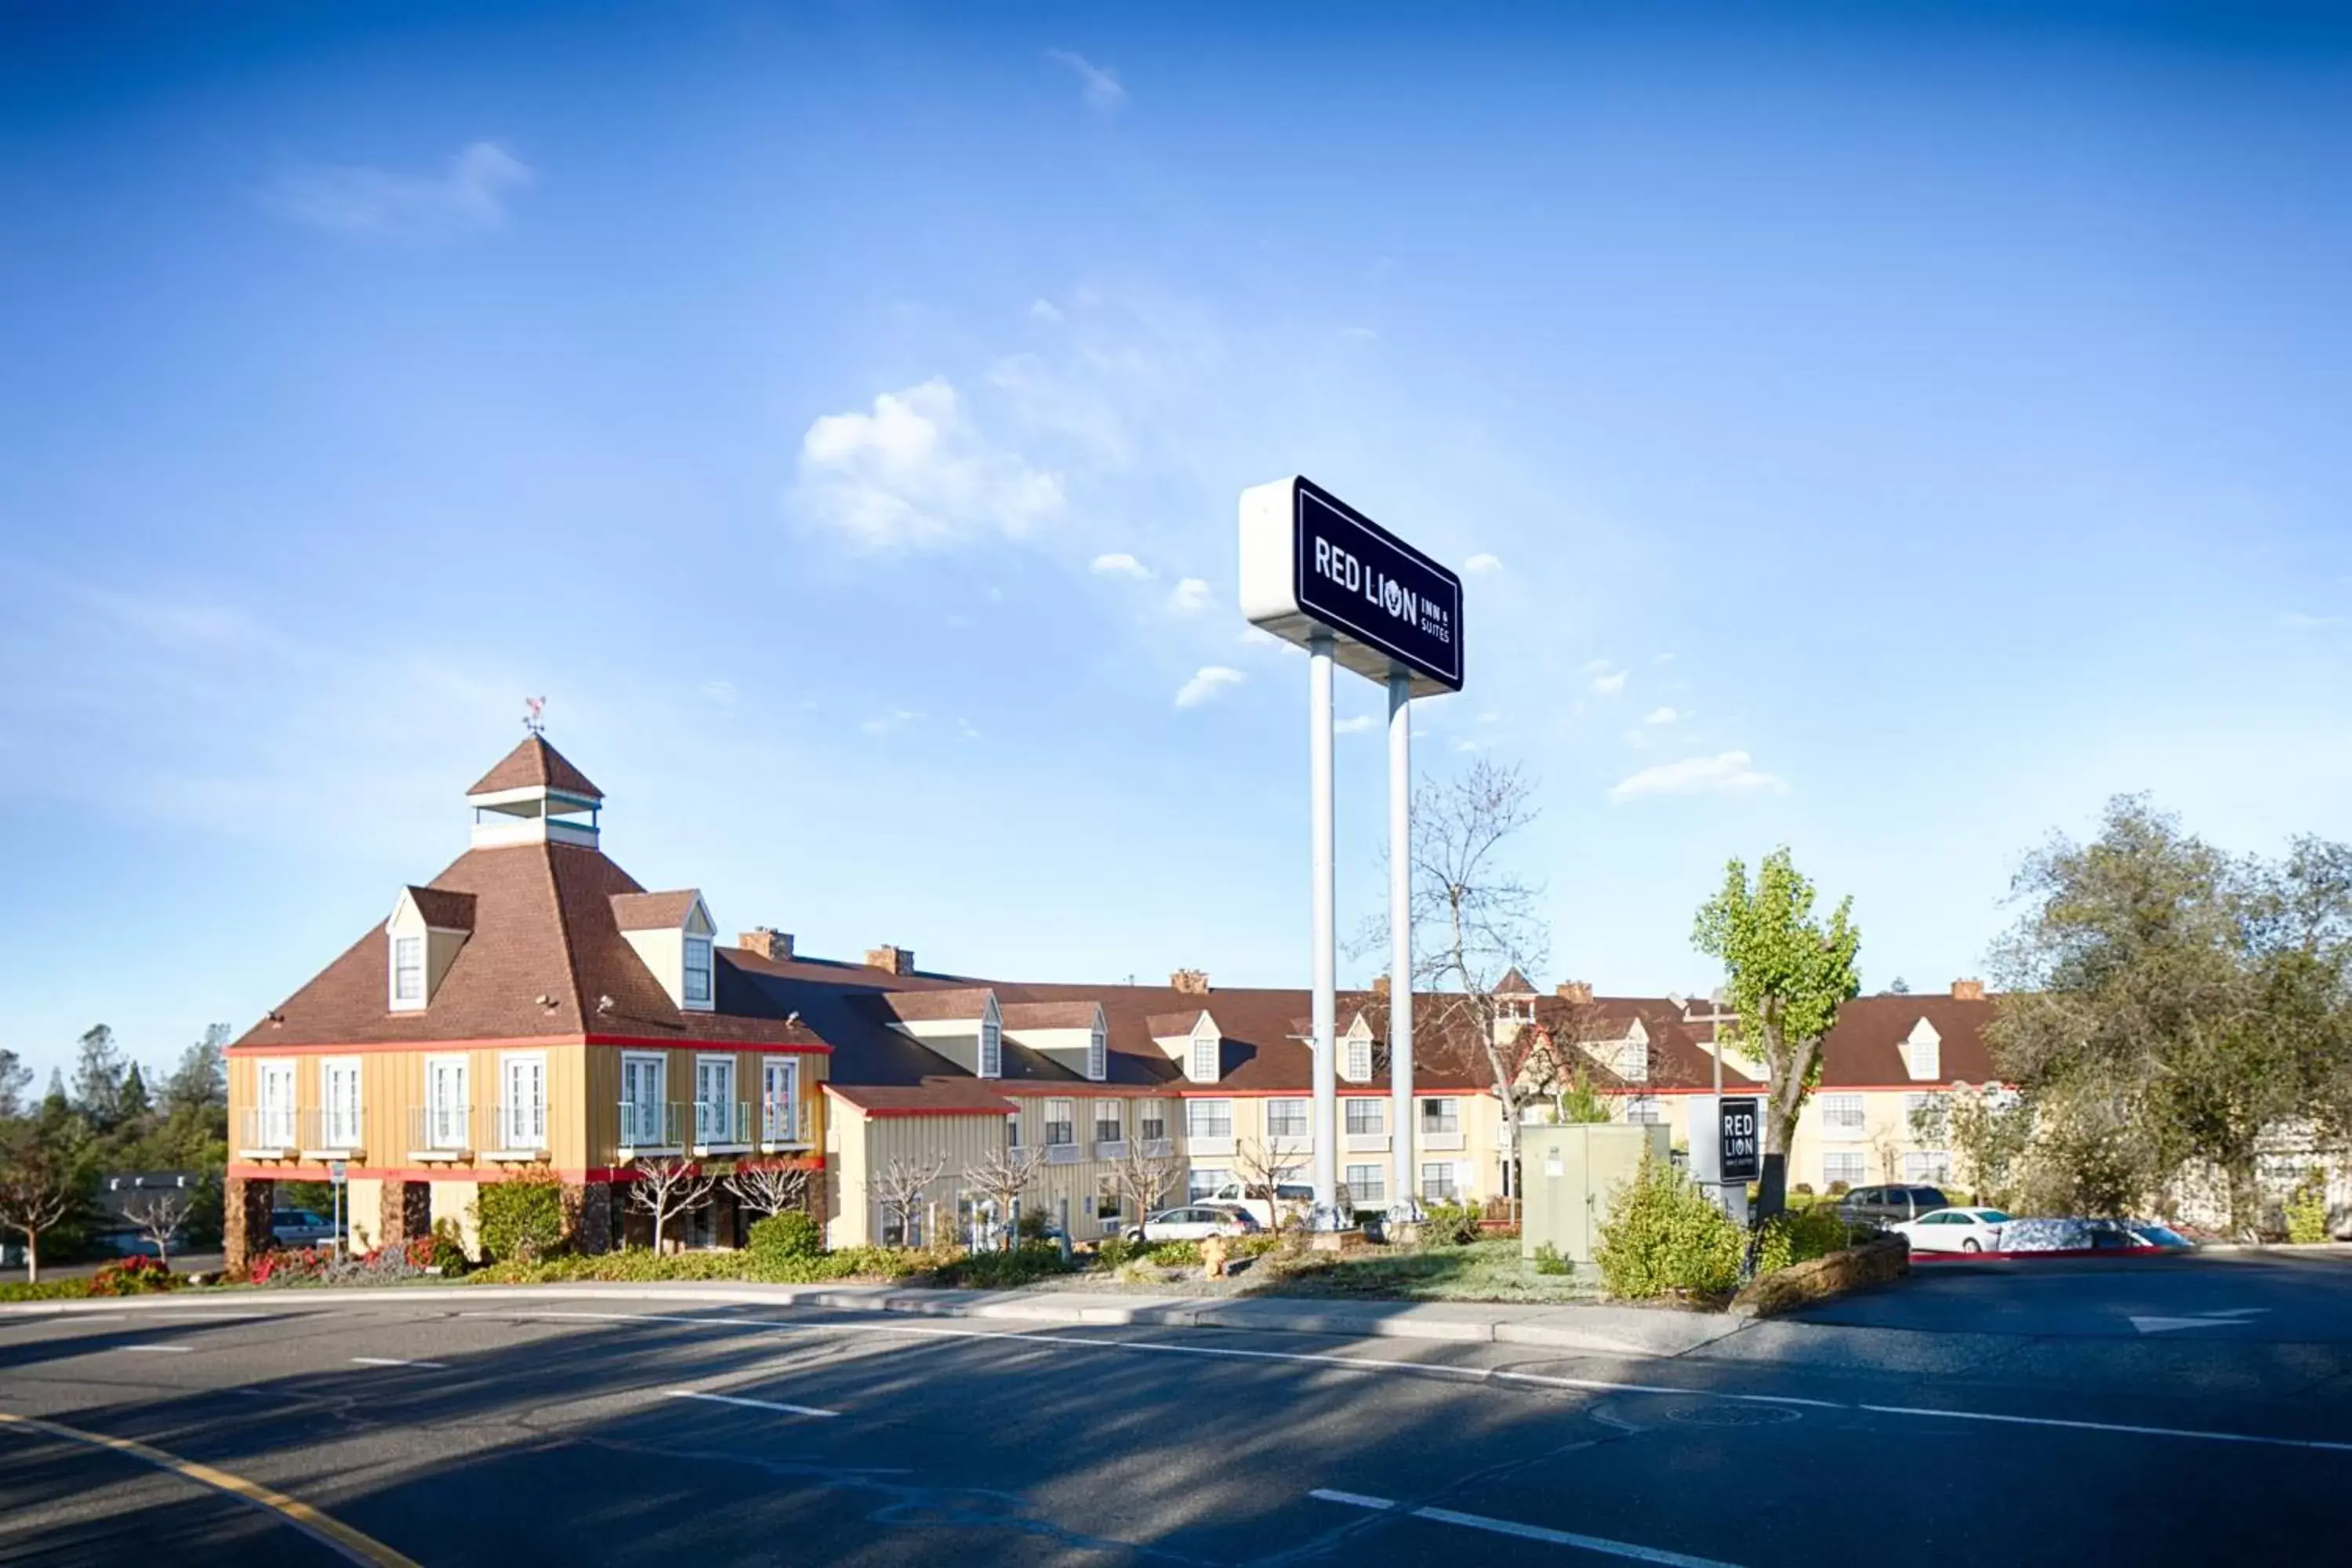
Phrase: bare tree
[
  {"left": 0, "top": 1136, "right": 81, "bottom": 1284},
  {"left": 1232, "top": 1136, "right": 1308, "bottom": 1230},
  {"left": 1110, "top": 1138, "right": 1185, "bottom": 1233},
  {"left": 869, "top": 1153, "right": 947, "bottom": 1248},
  {"left": 1358, "top": 759, "right": 1549, "bottom": 1218},
  {"left": 122, "top": 1189, "right": 191, "bottom": 1270},
  {"left": 625, "top": 1157, "right": 713, "bottom": 1254},
  {"left": 963, "top": 1141, "right": 1047, "bottom": 1250},
  {"left": 727, "top": 1160, "right": 811, "bottom": 1220}
]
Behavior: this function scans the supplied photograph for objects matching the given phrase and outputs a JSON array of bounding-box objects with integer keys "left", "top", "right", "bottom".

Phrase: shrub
[
  {"left": 926, "top": 1242, "right": 1072, "bottom": 1289},
  {"left": 1532, "top": 1242, "right": 1571, "bottom": 1276},
  {"left": 1147, "top": 1239, "right": 1202, "bottom": 1266},
  {"left": 1754, "top": 1202, "right": 1859, "bottom": 1276},
  {"left": 0, "top": 1279, "right": 90, "bottom": 1302},
  {"left": 749, "top": 1210, "right": 826, "bottom": 1265},
  {"left": 429, "top": 1219, "right": 470, "bottom": 1276},
  {"left": 251, "top": 1246, "right": 332, "bottom": 1287},
  {"left": 88, "top": 1256, "right": 178, "bottom": 1296},
  {"left": 1421, "top": 1203, "right": 1483, "bottom": 1247},
  {"left": 475, "top": 1175, "right": 568, "bottom": 1264},
  {"left": 1593, "top": 1156, "right": 1745, "bottom": 1300},
  {"left": 2285, "top": 1171, "right": 2331, "bottom": 1245},
  {"left": 1016, "top": 1209, "right": 1054, "bottom": 1243}
]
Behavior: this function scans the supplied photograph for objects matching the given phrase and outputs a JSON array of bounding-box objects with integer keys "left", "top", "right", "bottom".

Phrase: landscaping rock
[{"left": 1731, "top": 1234, "right": 1908, "bottom": 1319}]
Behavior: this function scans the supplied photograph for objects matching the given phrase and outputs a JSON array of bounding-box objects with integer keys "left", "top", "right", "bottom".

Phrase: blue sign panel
[{"left": 1289, "top": 477, "right": 1464, "bottom": 691}]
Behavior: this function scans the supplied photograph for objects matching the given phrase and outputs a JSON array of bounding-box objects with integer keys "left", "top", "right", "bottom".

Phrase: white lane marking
[
  {"left": 118, "top": 1345, "right": 193, "bottom": 1354},
  {"left": 664, "top": 1389, "right": 838, "bottom": 1418},
  {"left": 462, "top": 1308, "right": 2352, "bottom": 1454},
  {"left": 1310, "top": 1489, "right": 1744, "bottom": 1567},
  {"left": 1857, "top": 1403, "right": 2352, "bottom": 1454},
  {"left": 2130, "top": 1316, "right": 2229, "bottom": 1334},
  {"left": 351, "top": 1357, "right": 447, "bottom": 1369}
]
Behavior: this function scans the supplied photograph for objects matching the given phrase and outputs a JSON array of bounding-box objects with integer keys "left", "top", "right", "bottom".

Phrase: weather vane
[{"left": 523, "top": 696, "right": 546, "bottom": 735}]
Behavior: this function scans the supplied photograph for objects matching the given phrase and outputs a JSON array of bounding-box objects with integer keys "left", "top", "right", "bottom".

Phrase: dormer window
[
  {"left": 979, "top": 1018, "right": 1003, "bottom": 1078},
  {"left": 1189, "top": 1032, "right": 1218, "bottom": 1083},
  {"left": 1087, "top": 1024, "right": 1106, "bottom": 1083},
  {"left": 1614, "top": 1039, "right": 1648, "bottom": 1083},
  {"left": 393, "top": 936, "right": 424, "bottom": 1004},
  {"left": 612, "top": 889, "right": 717, "bottom": 1013},
  {"left": 683, "top": 937, "right": 713, "bottom": 1006},
  {"left": 1901, "top": 1018, "right": 1942, "bottom": 1081},
  {"left": 1345, "top": 1034, "right": 1371, "bottom": 1082}
]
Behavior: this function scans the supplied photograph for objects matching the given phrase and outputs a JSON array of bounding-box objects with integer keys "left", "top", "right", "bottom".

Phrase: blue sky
[{"left": 4, "top": 1, "right": 2349, "bottom": 1082}]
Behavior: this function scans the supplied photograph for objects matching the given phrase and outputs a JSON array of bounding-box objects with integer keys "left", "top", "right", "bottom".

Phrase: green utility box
[{"left": 1519, "top": 1122, "right": 1671, "bottom": 1263}]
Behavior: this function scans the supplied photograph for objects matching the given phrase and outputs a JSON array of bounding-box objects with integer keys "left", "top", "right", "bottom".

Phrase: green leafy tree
[
  {"left": 1991, "top": 798, "right": 2352, "bottom": 1236},
  {"left": 117, "top": 1064, "right": 152, "bottom": 1125},
  {"left": 0, "top": 1048, "right": 31, "bottom": 1120},
  {"left": 163, "top": 1027, "right": 230, "bottom": 1120},
  {"left": 1693, "top": 848, "right": 1863, "bottom": 1221},
  {"left": 71, "top": 1025, "right": 128, "bottom": 1130}
]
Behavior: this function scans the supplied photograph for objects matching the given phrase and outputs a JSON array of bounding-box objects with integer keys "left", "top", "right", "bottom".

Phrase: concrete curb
[{"left": 0, "top": 1279, "right": 1743, "bottom": 1356}]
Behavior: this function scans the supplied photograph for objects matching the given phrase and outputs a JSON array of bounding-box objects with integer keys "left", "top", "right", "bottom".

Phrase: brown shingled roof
[
  {"left": 1000, "top": 1001, "right": 1101, "bottom": 1029},
  {"left": 825, "top": 1081, "right": 1018, "bottom": 1114},
  {"left": 875, "top": 988, "right": 996, "bottom": 1023},
  {"left": 1495, "top": 966, "right": 1537, "bottom": 997},
  {"left": 1811, "top": 993, "right": 1997, "bottom": 1086},
  {"left": 404, "top": 887, "right": 477, "bottom": 931},
  {"left": 609, "top": 890, "right": 702, "bottom": 931},
  {"left": 466, "top": 735, "right": 603, "bottom": 800},
  {"left": 1145, "top": 1010, "right": 1211, "bottom": 1038}
]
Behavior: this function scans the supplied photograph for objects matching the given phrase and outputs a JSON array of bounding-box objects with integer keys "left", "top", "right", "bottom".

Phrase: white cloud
[
  {"left": 1453, "top": 738, "right": 1484, "bottom": 753},
  {"left": 2278, "top": 612, "right": 2345, "bottom": 630},
  {"left": 1335, "top": 325, "right": 1378, "bottom": 344},
  {"left": 1029, "top": 298, "right": 1065, "bottom": 323},
  {"left": 1334, "top": 715, "right": 1375, "bottom": 735},
  {"left": 702, "top": 680, "right": 739, "bottom": 706},
  {"left": 796, "top": 378, "right": 1063, "bottom": 550},
  {"left": 260, "top": 141, "right": 532, "bottom": 240},
  {"left": 1047, "top": 49, "right": 1127, "bottom": 112},
  {"left": 1464, "top": 553, "right": 1502, "bottom": 574},
  {"left": 1581, "top": 657, "right": 1614, "bottom": 674},
  {"left": 1609, "top": 750, "right": 1786, "bottom": 804},
  {"left": 1642, "top": 706, "right": 1679, "bottom": 725},
  {"left": 1090, "top": 552, "right": 1151, "bottom": 579},
  {"left": 1590, "top": 668, "right": 1628, "bottom": 696},
  {"left": 1175, "top": 666, "right": 1245, "bottom": 708},
  {"left": 1653, "top": 652, "right": 1675, "bottom": 664},
  {"left": 1168, "top": 577, "right": 1212, "bottom": 614},
  {"left": 860, "top": 709, "right": 927, "bottom": 736}
]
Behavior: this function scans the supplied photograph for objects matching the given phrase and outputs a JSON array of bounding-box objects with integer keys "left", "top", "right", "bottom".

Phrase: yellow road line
[{"left": 0, "top": 1409, "right": 421, "bottom": 1568}]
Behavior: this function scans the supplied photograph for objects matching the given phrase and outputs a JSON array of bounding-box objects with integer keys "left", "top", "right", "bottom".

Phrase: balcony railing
[
  {"left": 408, "top": 1104, "right": 475, "bottom": 1158},
  {"left": 1139, "top": 1137, "right": 1173, "bottom": 1158},
  {"left": 299, "top": 1107, "right": 365, "bottom": 1155},
  {"left": 1044, "top": 1141, "right": 1081, "bottom": 1167},
  {"left": 759, "top": 1097, "right": 807, "bottom": 1149},
  {"left": 691, "top": 1100, "right": 752, "bottom": 1152},
  {"left": 618, "top": 1100, "right": 684, "bottom": 1154},
  {"left": 1094, "top": 1138, "right": 1127, "bottom": 1161},
  {"left": 239, "top": 1107, "right": 297, "bottom": 1155},
  {"left": 486, "top": 1100, "right": 550, "bottom": 1157}
]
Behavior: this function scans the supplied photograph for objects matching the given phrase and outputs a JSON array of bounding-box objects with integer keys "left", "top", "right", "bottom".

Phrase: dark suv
[{"left": 1837, "top": 1184, "right": 1951, "bottom": 1231}]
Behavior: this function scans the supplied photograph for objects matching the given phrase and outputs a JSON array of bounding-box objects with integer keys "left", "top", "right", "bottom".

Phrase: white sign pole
[
  {"left": 1388, "top": 668, "right": 1418, "bottom": 1224},
  {"left": 1309, "top": 630, "right": 1340, "bottom": 1227}
]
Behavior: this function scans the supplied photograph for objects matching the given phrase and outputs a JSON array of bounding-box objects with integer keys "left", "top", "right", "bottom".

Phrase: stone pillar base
[
  {"left": 224, "top": 1175, "right": 275, "bottom": 1274},
  {"left": 562, "top": 1182, "right": 614, "bottom": 1254}
]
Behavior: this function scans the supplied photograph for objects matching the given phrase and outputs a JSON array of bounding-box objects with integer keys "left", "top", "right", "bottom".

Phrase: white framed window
[
  {"left": 319, "top": 1058, "right": 361, "bottom": 1149},
  {"left": 1044, "top": 1098, "right": 1076, "bottom": 1146},
  {"left": 392, "top": 935, "right": 425, "bottom": 1007},
  {"left": 1093, "top": 1101, "right": 1122, "bottom": 1145},
  {"left": 1824, "top": 1151, "right": 1866, "bottom": 1187},
  {"left": 500, "top": 1053, "right": 546, "bottom": 1149},
  {"left": 1189, "top": 1033, "right": 1218, "bottom": 1083},
  {"left": 762, "top": 1057, "right": 801, "bottom": 1143},
  {"left": 1901, "top": 1021, "right": 1942, "bottom": 1081},
  {"left": 621, "top": 1052, "right": 666, "bottom": 1146},
  {"left": 682, "top": 935, "right": 713, "bottom": 1007},
  {"left": 1187, "top": 1167, "right": 1229, "bottom": 1203},
  {"left": 1624, "top": 1095, "right": 1662, "bottom": 1125},
  {"left": 1186, "top": 1098, "right": 1233, "bottom": 1140},
  {"left": 1420, "top": 1098, "right": 1460, "bottom": 1135},
  {"left": 695, "top": 1056, "right": 737, "bottom": 1144},
  {"left": 1006, "top": 1110, "right": 1023, "bottom": 1149},
  {"left": 1345, "top": 1163, "right": 1386, "bottom": 1207},
  {"left": 256, "top": 1059, "right": 296, "bottom": 1147},
  {"left": 1345, "top": 1098, "right": 1384, "bottom": 1136},
  {"left": 1344, "top": 1033, "right": 1372, "bottom": 1083},
  {"left": 1138, "top": 1099, "right": 1167, "bottom": 1143},
  {"left": 1087, "top": 1024, "right": 1106, "bottom": 1083},
  {"left": 1420, "top": 1162, "right": 1461, "bottom": 1203},
  {"left": 1266, "top": 1098, "right": 1310, "bottom": 1138},
  {"left": 1096, "top": 1176, "right": 1122, "bottom": 1230},
  {"left": 1820, "top": 1094, "right": 1866, "bottom": 1134},
  {"left": 1902, "top": 1150, "right": 1951, "bottom": 1184},
  {"left": 1613, "top": 1041, "right": 1648, "bottom": 1082},
  {"left": 979, "top": 1019, "right": 1002, "bottom": 1079},
  {"left": 425, "top": 1055, "right": 469, "bottom": 1149}
]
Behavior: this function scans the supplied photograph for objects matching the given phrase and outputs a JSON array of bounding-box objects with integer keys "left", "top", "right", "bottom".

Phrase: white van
[{"left": 1203, "top": 1179, "right": 1346, "bottom": 1230}]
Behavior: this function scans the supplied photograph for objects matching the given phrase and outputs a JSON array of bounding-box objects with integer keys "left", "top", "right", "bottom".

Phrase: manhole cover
[{"left": 1664, "top": 1403, "right": 1802, "bottom": 1427}]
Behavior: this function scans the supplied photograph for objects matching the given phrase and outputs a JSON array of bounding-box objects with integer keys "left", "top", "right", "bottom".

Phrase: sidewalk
[{"left": 1, "top": 1278, "right": 1748, "bottom": 1357}]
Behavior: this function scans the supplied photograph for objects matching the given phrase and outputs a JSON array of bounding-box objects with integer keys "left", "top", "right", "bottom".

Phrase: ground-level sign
[{"left": 1718, "top": 1098, "right": 1760, "bottom": 1184}]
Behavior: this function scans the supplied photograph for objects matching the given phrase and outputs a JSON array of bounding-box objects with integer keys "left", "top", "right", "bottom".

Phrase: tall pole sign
[{"left": 1242, "top": 476, "right": 1465, "bottom": 1229}]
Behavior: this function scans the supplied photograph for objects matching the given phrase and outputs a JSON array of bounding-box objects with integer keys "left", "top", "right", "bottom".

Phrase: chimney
[
  {"left": 1951, "top": 978, "right": 1986, "bottom": 1001},
  {"left": 739, "top": 927, "right": 794, "bottom": 961},
  {"left": 1371, "top": 975, "right": 1391, "bottom": 997},
  {"left": 1555, "top": 981, "right": 1593, "bottom": 1004},
  {"left": 1171, "top": 968, "right": 1210, "bottom": 996},
  {"left": 866, "top": 944, "right": 914, "bottom": 976}
]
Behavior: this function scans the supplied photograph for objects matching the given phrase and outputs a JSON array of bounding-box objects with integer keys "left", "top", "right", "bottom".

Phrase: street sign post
[
  {"left": 1242, "top": 475, "right": 1465, "bottom": 1230},
  {"left": 328, "top": 1159, "right": 348, "bottom": 1254}
]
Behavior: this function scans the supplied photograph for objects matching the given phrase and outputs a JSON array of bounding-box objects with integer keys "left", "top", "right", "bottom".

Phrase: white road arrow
[{"left": 2130, "top": 1314, "right": 2249, "bottom": 1334}]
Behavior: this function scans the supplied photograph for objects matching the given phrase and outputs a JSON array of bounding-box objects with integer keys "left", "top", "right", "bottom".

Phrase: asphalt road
[{"left": 3, "top": 1257, "right": 2350, "bottom": 1567}]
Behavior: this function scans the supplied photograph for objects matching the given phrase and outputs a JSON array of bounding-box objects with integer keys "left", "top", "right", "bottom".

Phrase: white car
[
  {"left": 1127, "top": 1204, "right": 1263, "bottom": 1244},
  {"left": 1892, "top": 1207, "right": 2011, "bottom": 1254}
]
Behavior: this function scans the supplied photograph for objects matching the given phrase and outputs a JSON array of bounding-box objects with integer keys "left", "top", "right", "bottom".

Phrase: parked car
[
  {"left": 1890, "top": 1207, "right": 2011, "bottom": 1253},
  {"left": 1837, "top": 1185, "right": 1954, "bottom": 1232},
  {"left": 1994, "top": 1217, "right": 2196, "bottom": 1254},
  {"left": 1127, "top": 1204, "right": 1262, "bottom": 1244},
  {"left": 269, "top": 1208, "right": 337, "bottom": 1247}
]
